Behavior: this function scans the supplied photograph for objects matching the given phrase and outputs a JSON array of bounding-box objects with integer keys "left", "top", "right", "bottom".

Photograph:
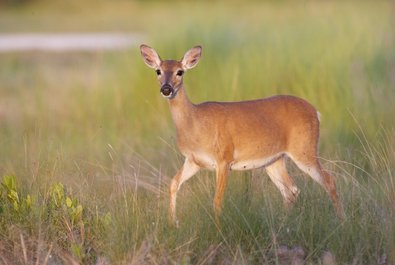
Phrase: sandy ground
[{"left": 0, "top": 33, "right": 144, "bottom": 52}]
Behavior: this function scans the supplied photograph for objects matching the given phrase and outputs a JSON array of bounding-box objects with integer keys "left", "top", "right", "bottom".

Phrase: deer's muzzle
[{"left": 160, "top": 84, "right": 174, "bottom": 98}]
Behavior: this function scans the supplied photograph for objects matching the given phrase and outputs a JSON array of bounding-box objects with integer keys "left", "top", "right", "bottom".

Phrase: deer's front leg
[
  {"left": 169, "top": 158, "right": 200, "bottom": 227},
  {"left": 213, "top": 163, "right": 230, "bottom": 226}
]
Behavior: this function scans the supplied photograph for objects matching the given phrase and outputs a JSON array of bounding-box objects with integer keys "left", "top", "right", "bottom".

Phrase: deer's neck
[{"left": 168, "top": 87, "right": 195, "bottom": 129}]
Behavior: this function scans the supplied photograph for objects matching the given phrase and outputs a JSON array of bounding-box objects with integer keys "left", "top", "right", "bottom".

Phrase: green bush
[{"left": 0, "top": 176, "right": 111, "bottom": 263}]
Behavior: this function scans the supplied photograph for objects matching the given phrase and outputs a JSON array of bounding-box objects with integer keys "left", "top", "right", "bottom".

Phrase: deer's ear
[
  {"left": 181, "top": 46, "right": 202, "bottom": 70},
  {"left": 140, "top": 44, "right": 162, "bottom": 69}
]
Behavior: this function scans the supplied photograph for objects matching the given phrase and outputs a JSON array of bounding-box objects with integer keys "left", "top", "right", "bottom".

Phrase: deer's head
[{"left": 140, "top": 45, "right": 202, "bottom": 99}]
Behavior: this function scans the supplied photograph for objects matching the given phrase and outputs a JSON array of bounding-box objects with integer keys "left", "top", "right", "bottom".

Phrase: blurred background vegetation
[{"left": 0, "top": 0, "right": 394, "bottom": 264}]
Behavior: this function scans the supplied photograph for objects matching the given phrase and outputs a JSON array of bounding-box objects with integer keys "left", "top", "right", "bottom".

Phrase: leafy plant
[
  {"left": 48, "top": 182, "right": 83, "bottom": 225},
  {"left": 0, "top": 176, "right": 112, "bottom": 263},
  {"left": 1, "top": 175, "right": 32, "bottom": 214}
]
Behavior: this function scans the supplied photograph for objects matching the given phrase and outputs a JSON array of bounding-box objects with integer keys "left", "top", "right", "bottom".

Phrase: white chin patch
[{"left": 161, "top": 92, "right": 173, "bottom": 98}]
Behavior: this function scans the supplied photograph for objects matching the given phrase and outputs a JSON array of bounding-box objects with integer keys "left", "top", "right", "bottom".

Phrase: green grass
[{"left": 0, "top": 0, "right": 394, "bottom": 264}]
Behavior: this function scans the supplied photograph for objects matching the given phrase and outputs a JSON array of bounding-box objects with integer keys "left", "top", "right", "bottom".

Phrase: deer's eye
[
  {"left": 156, "top": 69, "right": 161, "bottom": 76},
  {"left": 176, "top": 70, "right": 184, "bottom": 76}
]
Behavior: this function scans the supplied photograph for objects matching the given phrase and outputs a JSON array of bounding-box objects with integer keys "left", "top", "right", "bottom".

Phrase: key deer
[{"left": 139, "top": 44, "right": 345, "bottom": 226}]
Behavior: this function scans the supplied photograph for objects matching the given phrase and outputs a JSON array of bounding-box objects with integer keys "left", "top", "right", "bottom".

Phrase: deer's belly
[
  {"left": 230, "top": 154, "right": 283, "bottom": 171},
  {"left": 189, "top": 150, "right": 283, "bottom": 171}
]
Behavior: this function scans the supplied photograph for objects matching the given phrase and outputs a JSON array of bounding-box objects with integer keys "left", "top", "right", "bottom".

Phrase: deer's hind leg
[
  {"left": 291, "top": 156, "right": 345, "bottom": 220},
  {"left": 286, "top": 116, "right": 345, "bottom": 220},
  {"left": 287, "top": 138, "right": 345, "bottom": 219},
  {"left": 266, "top": 157, "right": 300, "bottom": 208}
]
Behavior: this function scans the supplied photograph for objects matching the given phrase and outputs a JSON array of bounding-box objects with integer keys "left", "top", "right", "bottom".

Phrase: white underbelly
[
  {"left": 230, "top": 154, "right": 282, "bottom": 171},
  {"left": 188, "top": 151, "right": 283, "bottom": 171}
]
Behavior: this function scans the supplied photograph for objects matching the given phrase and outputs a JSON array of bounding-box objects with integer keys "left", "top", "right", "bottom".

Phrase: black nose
[{"left": 160, "top": 84, "right": 173, "bottom": 97}]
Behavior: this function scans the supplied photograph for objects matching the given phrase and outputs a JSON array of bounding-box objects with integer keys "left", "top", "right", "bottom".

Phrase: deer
[{"left": 139, "top": 44, "right": 345, "bottom": 226}]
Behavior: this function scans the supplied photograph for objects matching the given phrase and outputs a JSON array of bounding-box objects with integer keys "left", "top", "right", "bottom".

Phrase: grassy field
[{"left": 0, "top": 0, "right": 394, "bottom": 264}]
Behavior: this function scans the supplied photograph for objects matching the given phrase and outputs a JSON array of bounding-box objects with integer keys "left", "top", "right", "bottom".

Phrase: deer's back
[{"left": 196, "top": 95, "right": 319, "bottom": 132}]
